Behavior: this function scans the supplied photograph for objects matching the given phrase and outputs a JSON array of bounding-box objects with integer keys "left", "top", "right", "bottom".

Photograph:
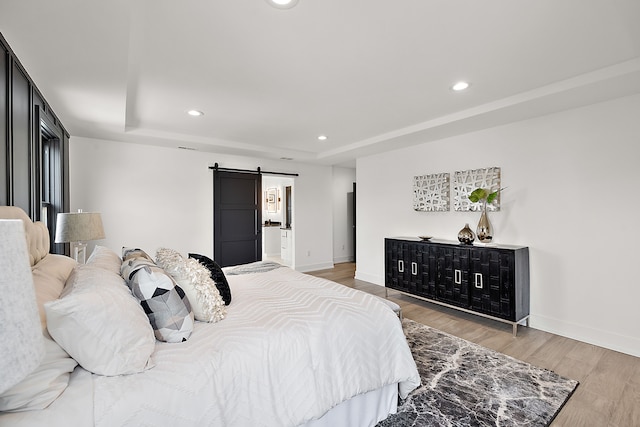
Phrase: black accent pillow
[{"left": 188, "top": 253, "right": 232, "bottom": 305}]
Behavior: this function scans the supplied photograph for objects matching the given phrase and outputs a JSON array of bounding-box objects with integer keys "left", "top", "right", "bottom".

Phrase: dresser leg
[{"left": 513, "top": 317, "right": 530, "bottom": 337}]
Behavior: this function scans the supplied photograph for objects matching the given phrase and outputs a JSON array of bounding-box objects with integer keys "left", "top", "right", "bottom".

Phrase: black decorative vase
[{"left": 457, "top": 223, "right": 475, "bottom": 244}]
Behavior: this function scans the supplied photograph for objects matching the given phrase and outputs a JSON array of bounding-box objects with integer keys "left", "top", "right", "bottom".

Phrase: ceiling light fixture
[
  {"left": 187, "top": 110, "right": 204, "bottom": 116},
  {"left": 266, "top": 0, "right": 299, "bottom": 9},
  {"left": 451, "top": 81, "right": 470, "bottom": 92},
  {"left": 317, "top": 135, "right": 328, "bottom": 141}
]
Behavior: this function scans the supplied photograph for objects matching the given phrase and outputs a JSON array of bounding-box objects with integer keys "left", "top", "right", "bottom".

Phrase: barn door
[{"left": 213, "top": 170, "right": 262, "bottom": 267}]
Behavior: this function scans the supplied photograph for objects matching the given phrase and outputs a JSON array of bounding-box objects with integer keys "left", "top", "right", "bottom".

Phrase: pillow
[
  {"left": 188, "top": 253, "right": 232, "bottom": 305},
  {"left": 86, "top": 245, "right": 122, "bottom": 274},
  {"left": 121, "top": 248, "right": 194, "bottom": 343},
  {"left": 156, "top": 248, "right": 226, "bottom": 323},
  {"left": 32, "top": 254, "right": 78, "bottom": 331},
  {"left": 0, "top": 254, "right": 78, "bottom": 412},
  {"left": 122, "top": 247, "right": 153, "bottom": 265},
  {"left": 0, "top": 337, "right": 78, "bottom": 412},
  {"left": 45, "top": 265, "right": 156, "bottom": 376}
]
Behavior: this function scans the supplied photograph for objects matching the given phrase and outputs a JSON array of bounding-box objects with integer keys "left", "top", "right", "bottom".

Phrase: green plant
[{"left": 468, "top": 187, "right": 504, "bottom": 204}]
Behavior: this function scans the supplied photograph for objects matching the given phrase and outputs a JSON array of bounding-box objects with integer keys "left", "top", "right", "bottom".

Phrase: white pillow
[
  {"left": 86, "top": 245, "right": 122, "bottom": 274},
  {"left": 155, "top": 248, "right": 226, "bottom": 323},
  {"left": 45, "top": 265, "right": 156, "bottom": 376},
  {"left": 0, "top": 337, "right": 77, "bottom": 412}
]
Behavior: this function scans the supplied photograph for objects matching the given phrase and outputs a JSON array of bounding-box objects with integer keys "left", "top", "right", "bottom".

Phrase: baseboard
[
  {"left": 296, "top": 261, "right": 334, "bottom": 273},
  {"left": 354, "top": 271, "right": 383, "bottom": 286},
  {"left": 352, "top": 273, "right": 640, "bottom": 358},
  {"left": 333, "top": 255, "right": 355, "bottom": 264},
  {"left": 531, "top": 314, "right": 640, "bottom": 358}
]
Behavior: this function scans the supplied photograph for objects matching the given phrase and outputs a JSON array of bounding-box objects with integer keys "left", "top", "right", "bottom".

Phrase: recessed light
[
  {"left": 187, "top": 110, "right": 204, "bottom": 116},
  {"left": 317, "top": 135, "right": 328, "bottom": 141},
  {"left": 451, "top": 81, "right": 470, "bottom": 92},
  {"left": 266, "top": 0, "right": 299, "bottom": 9}
]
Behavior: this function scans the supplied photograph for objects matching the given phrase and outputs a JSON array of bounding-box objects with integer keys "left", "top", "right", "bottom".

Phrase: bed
[{"left": 0, "top": 206, "right": 420, "bottom": 427}]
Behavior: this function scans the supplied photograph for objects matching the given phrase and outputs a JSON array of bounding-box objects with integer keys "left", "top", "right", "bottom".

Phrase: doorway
[
  {"left": 261, "top": 175, "right": 294, "bottom": 267},
  {"left": 348, "top": 182, "right": 356, "bottom": 262}
]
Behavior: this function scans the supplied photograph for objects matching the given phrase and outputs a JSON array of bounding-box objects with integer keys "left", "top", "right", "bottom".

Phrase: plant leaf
[
  {"left": 469, "top": 188, "right": 487, "bottom": 203},
  {"left": 487, "top": 191, "right": 498, "bottom": 204}
]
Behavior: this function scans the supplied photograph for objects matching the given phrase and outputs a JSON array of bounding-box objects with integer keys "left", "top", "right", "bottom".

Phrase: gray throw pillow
[{"left": 121, "top": 248, "right": 194, "bottom": 343}]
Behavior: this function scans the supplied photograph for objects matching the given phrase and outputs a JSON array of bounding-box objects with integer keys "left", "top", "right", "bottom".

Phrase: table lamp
[{"left": 54, "top": 210, "right": 106, "bottom": 263}]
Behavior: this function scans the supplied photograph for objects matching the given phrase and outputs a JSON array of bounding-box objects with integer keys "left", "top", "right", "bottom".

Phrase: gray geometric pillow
[{"left": 121, "top": 248, "right": 194, "bottom": 343}]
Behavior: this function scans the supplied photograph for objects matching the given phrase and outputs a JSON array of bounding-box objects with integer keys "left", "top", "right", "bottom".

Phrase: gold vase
[
  {"left": 457, "top": 223, "right": 475, "bottom": 244},
  {"left": 476, "top": 202, "right": 493, "bottom": 243}
]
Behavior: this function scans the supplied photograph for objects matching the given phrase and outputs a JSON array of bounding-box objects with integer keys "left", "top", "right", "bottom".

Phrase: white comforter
[{"left": 93, "top": 266, "right": 420, "bottom": 427}]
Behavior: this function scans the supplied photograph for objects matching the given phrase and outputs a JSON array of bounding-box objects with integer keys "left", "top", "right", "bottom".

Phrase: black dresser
[{"left": 385, "top": 237, "right": 530, "bottom": 335}]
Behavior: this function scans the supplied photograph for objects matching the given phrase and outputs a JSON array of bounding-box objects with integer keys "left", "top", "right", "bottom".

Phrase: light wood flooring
[{"left": 307, "top": 262, "right": 640, "bottom": 427}]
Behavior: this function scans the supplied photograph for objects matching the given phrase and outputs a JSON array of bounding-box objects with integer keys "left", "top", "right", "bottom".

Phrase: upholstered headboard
[{"left": 0, "top": 206, "right": 50, "bottom": 266}]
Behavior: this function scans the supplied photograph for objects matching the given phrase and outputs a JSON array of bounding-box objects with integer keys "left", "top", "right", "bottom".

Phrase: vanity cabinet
[
  {"left": 262, "top": 226, "right": 281, "bottom": 257},
  {"left": 280, "top": 228, "right": 292, "bottom": 263},
  {"left": 385, "top": 238, "right": 530, "bottom": 335}
]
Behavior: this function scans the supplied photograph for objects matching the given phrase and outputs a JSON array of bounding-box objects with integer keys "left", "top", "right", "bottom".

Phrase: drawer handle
[
  {"left": 475, "top": 273, "right": 483, "bottom": 289},
  {"left": 398, "top": 260, "right": 404, "bottom": 273},
  {"left": 454, "top": 269, "right": 461, "bottom": 284},
  {"left": 411, "top": 262, "right": 417, "bottom": 275}
]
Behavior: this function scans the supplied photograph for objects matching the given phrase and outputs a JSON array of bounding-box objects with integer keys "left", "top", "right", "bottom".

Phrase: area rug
[{"left": 378, "top": 319, "right": 579, "bottom": 427}]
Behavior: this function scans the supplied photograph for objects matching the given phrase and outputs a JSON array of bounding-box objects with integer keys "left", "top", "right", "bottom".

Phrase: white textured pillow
[
  {"left": 45, "top": 265, "right": 156, "bottom": 376},
  {"left": 156, "top": 248, "right": 226, "bottom": 323},
  {"left": 86, "top": 245, "right": 122, "bottom": 274}
]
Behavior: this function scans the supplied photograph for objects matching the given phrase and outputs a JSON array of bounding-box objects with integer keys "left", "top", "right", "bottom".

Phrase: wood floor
[{"left": 307, "top": 262, "right": 640, "bottom": 427}]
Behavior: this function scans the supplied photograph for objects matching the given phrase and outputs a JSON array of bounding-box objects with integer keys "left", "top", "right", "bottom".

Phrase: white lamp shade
[
  {"left": 0, "top": 220, "right": 45, "bottom": 394},
  {"left": 54, "top": 212, "right": 105, "bottom": 243}
]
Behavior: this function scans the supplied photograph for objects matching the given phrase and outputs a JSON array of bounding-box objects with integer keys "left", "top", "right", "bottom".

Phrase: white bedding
[
  {"left": 94, "top": 266, "right": 419, "bottom": 426},
  {"left": 1, "top": 265, "right": 420, "bottom": 427},
  {"left": 0, "top": 367, "right": 94, "bottom": 427}
]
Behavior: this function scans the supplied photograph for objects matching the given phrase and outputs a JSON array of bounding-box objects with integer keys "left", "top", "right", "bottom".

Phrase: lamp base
[{"left": 71, "top": 241, "right": 88, "bottom": 264}]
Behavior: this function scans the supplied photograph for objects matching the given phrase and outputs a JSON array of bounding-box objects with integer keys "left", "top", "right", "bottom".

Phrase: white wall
[
  {"left": 332, "top": 166, "right": 356, "bottom": 263},
  {"left": 356, "top": 94, "right": 640, "bottom": 358},
  {"left": 69, "top": 139, "right": 334, "bottom": 272}
]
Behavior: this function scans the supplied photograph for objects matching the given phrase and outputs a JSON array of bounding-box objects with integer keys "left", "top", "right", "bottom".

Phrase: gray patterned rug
[{"left": 378, "top": 319, "right": 579, "bottom": 427}]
